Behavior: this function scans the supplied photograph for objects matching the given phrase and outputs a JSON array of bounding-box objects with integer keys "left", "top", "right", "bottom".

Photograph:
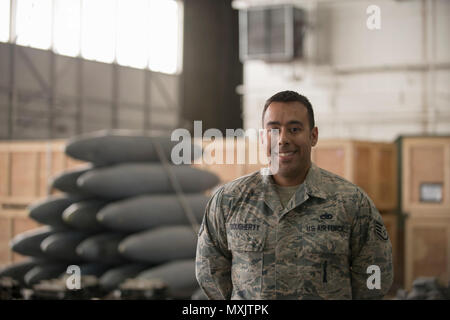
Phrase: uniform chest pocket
[
  {"left": 226, "top": 223, "right": 266, "bottom": 252},
  {"left": 226, "top": 223, "right": 266, "bottom": 299},
  {"left": 306, "top": 234, "right": 349, "bottom": 255},
  {"left": 298, "top": 235, "right": 352, "bottom": 299}
]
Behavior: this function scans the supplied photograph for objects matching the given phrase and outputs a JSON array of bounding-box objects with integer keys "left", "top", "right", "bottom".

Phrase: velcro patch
[
  {"left": 320, "top": 213, "right": 333, "bottom": 220},
  {"left": 375, "top": 221, "right": 389, "bottom": 241}
]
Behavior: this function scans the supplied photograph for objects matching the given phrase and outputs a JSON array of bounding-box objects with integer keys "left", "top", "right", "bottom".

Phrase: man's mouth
[
  {"left": 278, "top": 151, "right": 296, "bottom": 157},
  {"left": 273, "top": 150, "right": 297, "bottom": 160}
]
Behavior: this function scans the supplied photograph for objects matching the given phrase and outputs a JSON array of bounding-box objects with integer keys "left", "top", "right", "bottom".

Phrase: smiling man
[{"left": 195, "top": 90, "right": 393, "bottom": 299}]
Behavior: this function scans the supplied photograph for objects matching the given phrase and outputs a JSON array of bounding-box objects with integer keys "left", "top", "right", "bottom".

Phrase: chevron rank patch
[{"left": 375, "top": 221, "right": 389, "bottom": 241}]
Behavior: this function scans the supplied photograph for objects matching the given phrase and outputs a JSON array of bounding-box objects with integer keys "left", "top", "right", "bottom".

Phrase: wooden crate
[
  {"left": 312, "top": 140, "right": 398, "bottom": 212},
  {"left": 0, "top": 140, "right": 86, "bottom": 209},
  {"left": 399, "top": 136, "right": 450, "bottom": 217},
  {"left": 0, "top": 209, "right": 41, "bottom": 266},
  {"left": 0, "top": 139, "right": 87, "bottom": 267},
  {"left": 404, "top": 214, "right": 450, "bottom": 290}
]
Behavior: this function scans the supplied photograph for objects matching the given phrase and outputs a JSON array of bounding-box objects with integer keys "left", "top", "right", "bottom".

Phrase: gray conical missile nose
[
  {"left": 9, "top": 226, "right": 57, "bottom": 258},
  {"left": 51, "top": 164, "right": 94, "bottom": 194},
  {"left": 76, "top": 241, "right": 100, "bottom": 259},
  {"left": 62, "top": 200, "right": 106, "bottom": 232},
  {"left": 65, "top": 133, "right": 101, "bottom": 163}
]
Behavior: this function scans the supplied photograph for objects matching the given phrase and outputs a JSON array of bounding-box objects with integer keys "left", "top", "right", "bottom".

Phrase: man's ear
[{"left": 311, "top": 127, "right": 318, "bottom": 147}]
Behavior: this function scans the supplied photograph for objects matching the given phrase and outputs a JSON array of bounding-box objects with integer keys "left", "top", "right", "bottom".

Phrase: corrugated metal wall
[{"left": 0, "top": 43, "right": 180, "bottom": 140}]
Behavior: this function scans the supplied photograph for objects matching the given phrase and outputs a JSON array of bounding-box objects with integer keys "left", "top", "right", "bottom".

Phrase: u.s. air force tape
[{"left": 375, "top": 221, "right": 389, "bottom": 241}]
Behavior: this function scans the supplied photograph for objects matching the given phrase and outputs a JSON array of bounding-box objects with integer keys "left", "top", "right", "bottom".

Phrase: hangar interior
[{"left": 0, "top": 0, "right": 449, "bottom": 300}]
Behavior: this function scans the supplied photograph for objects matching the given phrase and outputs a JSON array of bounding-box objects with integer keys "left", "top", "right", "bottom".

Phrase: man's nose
[{"left": 278, "top": 128, "right": 290, "bottom": 145}]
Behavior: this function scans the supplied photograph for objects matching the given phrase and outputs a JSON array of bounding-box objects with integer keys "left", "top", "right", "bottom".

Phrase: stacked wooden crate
[
  {"left": 398, "top": 136, "right": 450, "bottom": 290},
  {"left": 0, "top": 141, "right": 85, "bottom": 265},
  {"left": 311, "top": 140, "right": 397, "bottom": 212}
]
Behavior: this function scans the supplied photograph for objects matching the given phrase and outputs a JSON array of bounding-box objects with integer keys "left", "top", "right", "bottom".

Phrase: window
[
  {"left": 54, "top": 0, "right": 81, "bottom": 57},
  {"left": 116, "top": 0, "right": 149, "bottom": 69},
  {"left": 4, "top": 0, "right": 182, "bottom": 74},
  {"left": 16, "top": 0, "right": 52, "bottom": 50},
  {"left": 148, "top": 0, "right": 180, "bottom": 74},
  {"left": 81, "top": 0, "right": 115, "bottom": 63},
  {"left": 0, "top": 0, "right": 10, "bottom": 42}
]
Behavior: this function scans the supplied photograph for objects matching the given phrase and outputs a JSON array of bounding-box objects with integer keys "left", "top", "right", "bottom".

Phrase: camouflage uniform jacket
[{"left": 195, "top": 163, "right": 393, "bottom": 300}]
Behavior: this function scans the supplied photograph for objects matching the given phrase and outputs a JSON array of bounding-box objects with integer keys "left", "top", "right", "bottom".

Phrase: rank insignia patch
[{"left": 375, "top": 221, "right": 389, "bottom": 241}]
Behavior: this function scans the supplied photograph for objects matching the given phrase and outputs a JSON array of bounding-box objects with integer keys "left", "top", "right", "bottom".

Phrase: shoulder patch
[{"left": 375, "top": 221, "right": 389, "bottom": 241}]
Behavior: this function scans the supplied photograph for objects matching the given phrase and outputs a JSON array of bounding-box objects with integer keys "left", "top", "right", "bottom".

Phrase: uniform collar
[
  {"left": 303, "top": 163, "right": 328, "bottom": 200},
  {"left": 260, "top": 162, "right": 328, "bottom": 214}
]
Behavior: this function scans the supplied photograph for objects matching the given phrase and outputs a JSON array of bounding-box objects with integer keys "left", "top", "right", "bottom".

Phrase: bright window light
[
  {"left": 116, "top": 0, "right": 149, "bottom": 69},
  {"left": 16, "top": 0, "right": 52, "bottom": 50},
  {"left": 81, "top": 0, "right": 115, "bottom": 63},
  {"left": 148, "top": 0, "right": 180, "bottom": 74},
  {"left": 10, "top": 0, "right": 182, "bottom": 74},
  {"left": 54, "top": 0, "right": 81, "bottom": 57},
  {"left": 0, "top": 0, "right": 10, "bottom": 42}
]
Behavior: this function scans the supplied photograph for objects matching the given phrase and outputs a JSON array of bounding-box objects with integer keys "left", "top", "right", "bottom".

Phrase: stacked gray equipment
[{"left": 0, "top": 130, "right": 219, "bottom": 299}]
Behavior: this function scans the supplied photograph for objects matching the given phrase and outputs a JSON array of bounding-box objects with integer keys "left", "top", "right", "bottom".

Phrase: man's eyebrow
[
  {"left": 287, "top": 120, "right": 303, "bottom": 126},
  {"left": 265, "top": 120, "right": 304, "bottom": 126}
]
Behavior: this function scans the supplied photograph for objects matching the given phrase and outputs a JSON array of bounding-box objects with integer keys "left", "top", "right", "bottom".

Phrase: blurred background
[{"left": 0, "top": 0, "right": 449, "bottom": 300}]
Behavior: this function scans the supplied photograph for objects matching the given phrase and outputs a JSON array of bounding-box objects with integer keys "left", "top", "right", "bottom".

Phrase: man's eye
[{"left": 290, "top": 127, "right": 301, "bottom": 133}]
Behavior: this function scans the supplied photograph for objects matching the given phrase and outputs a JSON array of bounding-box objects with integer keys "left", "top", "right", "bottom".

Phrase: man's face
[{"left": 262, "top": 101, "right": 318, "bottom": 178}]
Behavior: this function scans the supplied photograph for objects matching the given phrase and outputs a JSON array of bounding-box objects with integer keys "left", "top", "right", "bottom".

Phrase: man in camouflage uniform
[{"left": 195, "top": 91, "right": 393, "bottom": 299}]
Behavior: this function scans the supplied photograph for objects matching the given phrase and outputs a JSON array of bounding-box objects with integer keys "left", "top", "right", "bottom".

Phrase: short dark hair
[{"left": 262, "top": 90, "right": 315, "bottom": 130}]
